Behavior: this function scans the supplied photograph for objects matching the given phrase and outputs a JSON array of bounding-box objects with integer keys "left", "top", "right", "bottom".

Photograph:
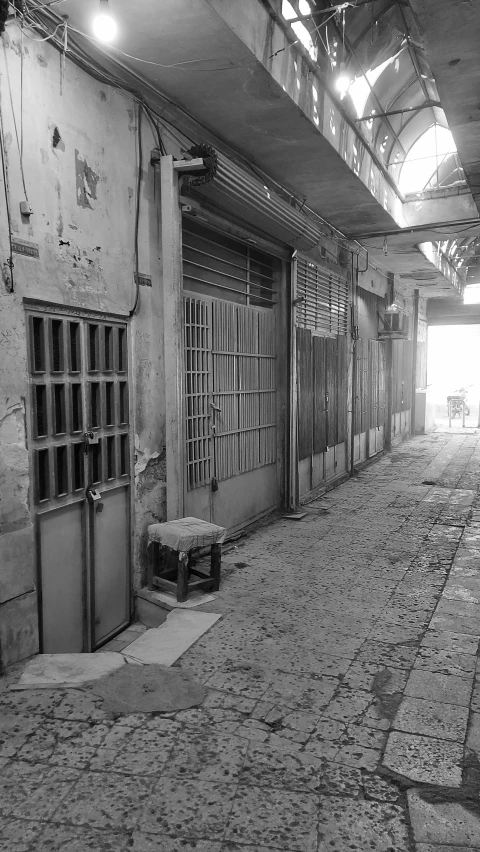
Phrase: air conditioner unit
[{"left": 378, "top": 310, "right": 410, "bottom": 339}]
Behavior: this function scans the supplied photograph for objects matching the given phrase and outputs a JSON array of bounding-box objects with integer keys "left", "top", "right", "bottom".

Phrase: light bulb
[
  {"left": 92, "top": 0, "right": 117, "bottom": 43},
  {"left": 335, "top": 62, "right": 350, "bottom": 97}
]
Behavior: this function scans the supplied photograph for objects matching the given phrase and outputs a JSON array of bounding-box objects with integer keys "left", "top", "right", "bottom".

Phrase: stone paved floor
[{"left": 3, "top": 431, "right": 480, "bottom": 850}]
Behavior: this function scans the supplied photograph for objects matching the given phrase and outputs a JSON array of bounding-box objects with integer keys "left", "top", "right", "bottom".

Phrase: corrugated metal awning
[{"left": 193, "top": 152, "right": 326, "bottom": 253}]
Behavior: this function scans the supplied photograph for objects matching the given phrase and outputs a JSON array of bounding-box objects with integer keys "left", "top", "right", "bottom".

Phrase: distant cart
[{"left": 447, "top": 395, "right": 467, "bottom": 427}]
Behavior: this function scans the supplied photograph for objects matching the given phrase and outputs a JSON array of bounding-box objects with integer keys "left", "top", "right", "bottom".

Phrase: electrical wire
[
  {"left": 2, "top": 41, "right": 28, "bottom": 200},
  {"left": 24, "top": 3, "right": 253, "bottom": 72},
  {"left": 0, "top": 93, "right": 14, "bottom": 292},
  {"left": 18, "top": 17, "right": 63, "bottom": 40},
  {"left": 130, "top": 101, "right": 142, "bottom": 317}
]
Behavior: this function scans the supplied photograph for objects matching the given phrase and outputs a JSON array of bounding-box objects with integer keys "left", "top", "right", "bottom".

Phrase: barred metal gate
[
  {"left": 27, "top": 307, "right": 130, "bottom": 653},
  {"left": 184, "top": 295, "right": 277, "bottom": 529}
]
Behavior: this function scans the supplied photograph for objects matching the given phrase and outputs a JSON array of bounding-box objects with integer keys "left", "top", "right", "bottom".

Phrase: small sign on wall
[{"left": 12, "top": 238, "right": 40, "bottom": 259}]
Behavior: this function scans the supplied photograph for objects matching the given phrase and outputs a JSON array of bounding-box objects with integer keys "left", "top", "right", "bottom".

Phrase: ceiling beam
[
  {"left": 287, "top": 0, "right": 408, "bottom": 24},
  {"left": 356, "top": 100, "right": 440, "bottom": 120}
]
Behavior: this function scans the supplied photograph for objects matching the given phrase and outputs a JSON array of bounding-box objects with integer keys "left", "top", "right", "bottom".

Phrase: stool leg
[
  {"left": 210, "top": 543, "right": 221, "bottom": 592},
  {"left": 177, "top": 551, "right": 189, "bottom": 602},
  {"left": 147, "top": 541, "right": 158, "bottom": 591}
]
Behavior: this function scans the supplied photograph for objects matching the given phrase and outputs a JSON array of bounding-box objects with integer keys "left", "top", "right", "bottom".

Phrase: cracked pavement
[{"left": 3, "top": 431, "right": 480, "bottom": 850}]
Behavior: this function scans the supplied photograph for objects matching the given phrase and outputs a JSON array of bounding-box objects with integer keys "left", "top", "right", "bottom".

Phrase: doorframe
[
  {"left": 160, "top": 156, "right": 290, "bottom": 527},
  {"left": 24, "top": 298, "right": 133, "bottom": 653},
  {"left": 160, "top": 155, "right": 185, "bottom": 521}
]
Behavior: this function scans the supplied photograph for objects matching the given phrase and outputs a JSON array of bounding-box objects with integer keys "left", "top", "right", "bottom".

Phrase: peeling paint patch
[
  {"left": 135, "top": 444, "right": 161, "bottom": 477},
  {"left": 52, "top": 126, "right": 65, "bottom": 151},
  {"left": 99, "top": 90, "right": 107, "bottom": 101},
  {"left": 40, "top": 148, "right": 49, "bottom": 165},
  {"left": 36, "top": 54, "right": 48, "bottom": 67},
  {"left": 75, "top": 150, "right": 99, "bottom": 209}
]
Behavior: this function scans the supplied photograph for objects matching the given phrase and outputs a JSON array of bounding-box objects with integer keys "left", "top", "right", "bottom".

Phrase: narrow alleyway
[{"left": 2, "top": 431, "right": 480, "bottom": 851}]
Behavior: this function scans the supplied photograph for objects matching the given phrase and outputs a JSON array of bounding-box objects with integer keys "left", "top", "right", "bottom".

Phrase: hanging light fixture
[{"left": 92, "top": 0, "right": 117, "bottom": 43}]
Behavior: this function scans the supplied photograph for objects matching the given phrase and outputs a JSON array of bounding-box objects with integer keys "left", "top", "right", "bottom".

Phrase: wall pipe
[
  {"left": 350, "top": 253, "right": 358, "bottom": 477},
  {"left": 411, "top": 288, "right": 419, "bottom": 437}
]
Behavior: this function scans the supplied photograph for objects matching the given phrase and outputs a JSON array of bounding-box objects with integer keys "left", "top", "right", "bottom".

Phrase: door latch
[
  {"left": 210, "top": 402, "right": 222, "bottom": 412},
  {"left": 83, "top": 431, "right": 99, "bottom": 445},
  {"left": 86, "top": 488, "right": 102, "bottom": 503}
]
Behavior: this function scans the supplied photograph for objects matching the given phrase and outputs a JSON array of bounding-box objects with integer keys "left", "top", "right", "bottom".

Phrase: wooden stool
[{"left": 147, "top": 517, "right": 226, "bottom": 603}]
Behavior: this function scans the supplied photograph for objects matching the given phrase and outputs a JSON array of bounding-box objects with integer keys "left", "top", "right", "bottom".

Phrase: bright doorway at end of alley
[{"left": 427, "top": 325, "right": 480, "bottom": 432}]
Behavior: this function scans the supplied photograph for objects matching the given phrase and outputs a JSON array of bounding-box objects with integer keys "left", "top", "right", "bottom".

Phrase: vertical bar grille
[
  {"left": 296, "top": 256, "right": 349, "bottom": 336},
  {"left": 212, "top": 300, "right": 276, "bottom": 481},
  {"left": 184, "top": 297, "right": 211, "bottom": 490},
  {"left": 182, "top": 218, "right": 276, "bottom": 307},
  {"left": 27, "top": 312, "right": 130, "bottom": 505},
  {"left": 69, "top": 322, "right": 81, "bottom": 372}
]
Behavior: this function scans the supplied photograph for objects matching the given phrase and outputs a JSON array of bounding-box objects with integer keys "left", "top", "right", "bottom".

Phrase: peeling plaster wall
[{"left": 0, "top": 24, "right": 166, "bottom": 665}]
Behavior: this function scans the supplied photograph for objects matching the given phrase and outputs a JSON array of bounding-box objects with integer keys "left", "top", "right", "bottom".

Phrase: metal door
[
  {"left": 184, "top": 296, "right": 277, "bottom": 531},
  {"left": 27, "top": 308, "right": 131, "bottom": 652}
]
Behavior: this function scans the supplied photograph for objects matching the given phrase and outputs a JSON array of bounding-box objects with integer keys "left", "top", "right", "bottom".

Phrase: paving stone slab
[
  {"left": 141, "top": 778, "right": 236, "bottom": 839},
  {"left": 355, "top": 641, "right": 418, "bottom": 670},
  {"left": 408, "top": 789, "right": 480, "bottom": 845},
  {"left": 466, "top": 711, "right": 480, "bottom": 755},
  {"left": 332, "top": 744, "right": 381, "bottom": 771},
  {"left": 0, "top": 762, "right": 80, "bottom": 820},
  {"left": 225, "top": 784, "right": 318, "bottom": 851},
  {"left": 262, "top": 673, "right": 338, "bottom": 714},
  {"left": 130, "top": 837, "right": 222, "bottom": 852},
  {"left": 414, "top": 647, "right": 476, "bottom": 676},
  {"left": 237, "top": 742, "right": 324, "bottom": 792},
  {"left": 316, "top": 761, "right": 363, "bottom": 797},
  {"left": 0, "top": 714, "right": 41, "bottom": 759},
  {"left": 421, "top": 630, "right": 479, "bottom": 655},
  {"left": 163, "top": 730, "right": 248, "bottom": 782},
  {"left": 416, "top": 846, "right": 478, "bottom": 852},
  {"left": 317, "top": 796, "right": 411, "bottom": 851},
  {"left": 393, "top": 696, "right": 469, "bottom": 742},
  {"left": 34, "top": 825, "right": 130, "bottom": 851},
  {"left": 10, "top": 653, "right": 126, "bottom": 689},
  {"left": 383, "top": 731, "right": 463, "bottom": 786},
  {"left": 405, "top": 669, "right": 473, "bottom": 707},
  {"left": 53, "top": 770, "right": 153, "bottom": 830},
  {"left": 0, "top": 817, "right": 44, "bottom": 852},
  {"left": 429, "top": 613, "right": 480, "bottom": 637}
]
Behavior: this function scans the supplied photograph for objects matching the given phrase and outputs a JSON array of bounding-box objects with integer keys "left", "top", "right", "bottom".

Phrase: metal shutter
[{"left": 296, "top": 256, "right": 349, "bottom": 337}]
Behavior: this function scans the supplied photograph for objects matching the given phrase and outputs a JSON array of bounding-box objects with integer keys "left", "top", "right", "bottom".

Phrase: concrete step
[{"left": 135, "top": 588, "right": 170, "bottom": 628}]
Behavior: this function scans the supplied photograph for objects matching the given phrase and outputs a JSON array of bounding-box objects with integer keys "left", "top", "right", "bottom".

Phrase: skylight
[
  {"left": 282, "top": 0, "right": 318, "bottom": 61},
  {"left": 348, "top": 55, "right": 399, "bottom": 115},
  {"left": 399, "top": 125, "right": 457, "bottom": 194},
  {"left": 464, "top": 284, "right": 480, "bottom": 305}
]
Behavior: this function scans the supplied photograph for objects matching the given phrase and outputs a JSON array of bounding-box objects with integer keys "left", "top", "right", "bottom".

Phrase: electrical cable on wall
[
  {"left": 0, "top": 93, "right": 15, "bottom": 292},
  {"left": 129, "top": 101, "right": 143, "bottom": 317},
  {"left": 2, "top": 40, "right": 29, "bottom": 202}
]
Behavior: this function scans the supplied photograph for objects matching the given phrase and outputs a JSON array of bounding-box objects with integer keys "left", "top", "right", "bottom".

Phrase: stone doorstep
[
  {"left": 136, "top": 588, "right": 170, "bottom": 628},
  {"left": 136, "top": 585, "right": 216, "bottom": 628}
]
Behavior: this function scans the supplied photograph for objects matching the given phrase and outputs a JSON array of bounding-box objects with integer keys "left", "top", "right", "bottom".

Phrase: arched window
[{"left": 399, "top": 125, "right": 458, "bottom": 194}]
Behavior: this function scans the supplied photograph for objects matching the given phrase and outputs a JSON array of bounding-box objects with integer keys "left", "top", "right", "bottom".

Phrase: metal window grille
[
  {"left": 296, "top": 256, "right": 349, "bottom": 336},
  {"left": 27, "top": 312, "right": 129, "bottom": 506},
  {"left": 185, "top": 297, "right": 212, "bottom": 490},
  {"left": 183, "top": 218, "right": 276, "bottom": 308}
]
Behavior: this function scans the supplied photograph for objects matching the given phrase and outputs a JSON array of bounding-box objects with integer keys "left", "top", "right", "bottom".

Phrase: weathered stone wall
[{"left": 0, "top": 22, "right": 166, "bottom": 665}]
